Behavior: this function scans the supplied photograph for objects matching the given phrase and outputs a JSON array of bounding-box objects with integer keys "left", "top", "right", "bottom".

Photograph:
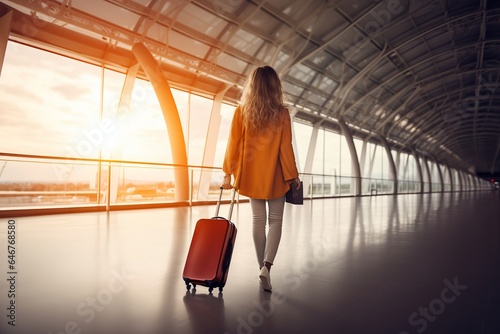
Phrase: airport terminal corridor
[
  {"left": 1, "top": 191, "right": 499, "bottom": 334},
  {"left": 1, "top": 1, "right": 500, "bottom": 333}
]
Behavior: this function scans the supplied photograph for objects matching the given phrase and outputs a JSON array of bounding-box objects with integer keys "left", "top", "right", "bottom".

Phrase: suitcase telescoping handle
[{"left": 214, "top": 187, "right": 236, "bottom": 221}]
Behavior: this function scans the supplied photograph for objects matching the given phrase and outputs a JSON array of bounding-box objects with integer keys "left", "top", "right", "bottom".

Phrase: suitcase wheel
[{"left": 185, "top": 281, "right": 196, "bottom": 291}]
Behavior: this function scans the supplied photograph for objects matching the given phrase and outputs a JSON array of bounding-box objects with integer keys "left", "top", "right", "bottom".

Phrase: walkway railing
[{"left": 0, "top": 152, "right": 491, "bottom": 214}]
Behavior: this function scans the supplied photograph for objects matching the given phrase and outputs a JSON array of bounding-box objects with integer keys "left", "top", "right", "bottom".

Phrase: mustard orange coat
[{"left": 223, "top": 106, "right": 299, "bottom": 199}]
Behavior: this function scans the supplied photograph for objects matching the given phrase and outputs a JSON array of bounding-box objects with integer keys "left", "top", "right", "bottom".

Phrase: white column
[
  {"left": 197, "top": 86, "right": 229, "bottom": 200},
  {"left": 109, "top": 63, "right": 140, "bottom": 204}
]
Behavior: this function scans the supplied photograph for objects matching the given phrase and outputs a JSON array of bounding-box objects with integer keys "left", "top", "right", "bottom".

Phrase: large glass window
[
  {"left": 419, "top": 157, "right": 430, "bottom": 192},
  {"left": 293, "top": 120, "right": 312, "bottom": 173},
  {"left": 452, "top": 169, "right": 462, "bottom": 191},
  {"left": 312, "top": 127, "right": 325, "bottom": 175},
  {"left": 428, "top": 160, "right": 442, "bottom": 192},
  {"left": 0, "top": 42, "right": 102, "bottom": 157},
  {"left": 339, "top": 134, "right": 352, "bottom": 178},
  {"left": 358, "top": 141, "right": 394, "bottom": 194},
  {"left": 324, "top": 130, "right": 342, "bottom": 177},
  {"left": 441, "top": 164, "right": 452, "bottom": 191},
  {"left": 0, "top": 42, "right": 105, "bottom": 208},
  {"left": 310, "top": 128, "right": 345, "bottom": 196},
  {"left": 325, "top": 130, "right": 342, "bottom": 195},
  {"left": 0, "top": 40, "right": 487, "bottom": 211},
  {"left": 311, "top": 127, "right": 326, "bottom": 196},
  {"left": 214, "top": 104, "right": 236, "bottom": 167},
  {"left": 397, "top": 152, "right": 420, "bottom": 193}
]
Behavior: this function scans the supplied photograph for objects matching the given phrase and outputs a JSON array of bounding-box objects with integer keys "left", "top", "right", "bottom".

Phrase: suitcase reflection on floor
[{"left": 183, "top": 289, "right": 225, "bottom": 333}]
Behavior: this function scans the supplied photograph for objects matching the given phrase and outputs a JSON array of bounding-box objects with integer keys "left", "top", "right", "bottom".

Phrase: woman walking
[{"left": 222, "top": 65, "right": 300, "bottom": 291}]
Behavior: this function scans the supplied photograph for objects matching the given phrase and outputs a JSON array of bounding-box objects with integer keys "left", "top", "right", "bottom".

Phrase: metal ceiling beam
[
  {"left": 3, "top": 0, "right": 499, "bottom": 175},
  {"left": 340, "top": 39, "right": 500, "bottom": 121},
  {"left": 4, "top": 0, "right": 246, "bottom": 84}
]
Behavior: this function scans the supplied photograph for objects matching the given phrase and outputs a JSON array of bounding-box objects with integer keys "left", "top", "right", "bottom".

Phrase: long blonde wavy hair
[{"left": 240, "top": 66, "right": 285, "bottom": 134}]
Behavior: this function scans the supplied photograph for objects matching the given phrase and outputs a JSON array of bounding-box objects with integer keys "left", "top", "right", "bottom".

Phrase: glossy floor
[{"left": 1, "top": 191, "right": 499, "bottom": 334}]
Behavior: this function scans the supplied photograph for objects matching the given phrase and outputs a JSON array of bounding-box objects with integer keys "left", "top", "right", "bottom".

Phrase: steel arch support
[
  {"left": 379, "top": 135, "right": 398, "bottom": 194},
  {"left": 132, "top": 43, "right": 189, "bottom": 201},
  {"left": 436, "top": 160, "right": 444, "bottom": 193},
  {"left": 198, "top": 86, "right": 229, "bottom": 200},
  {"left": 422, "top": 156, "right": 432, "bottom": 193},
  {"left": 359, "top": 140, "right": 368, "bottom": 193},
  {"left": 338, "top": 119, "right": 361, "bottom": 196},
  {"left": 0, "top": 3, "right": 12, "bottom": 77},
  {"left": 412, "top": 150, "right": 424, "bottom": 194},
  {"left": 445, "top": 164, "right": 453, "bottom": 192}
]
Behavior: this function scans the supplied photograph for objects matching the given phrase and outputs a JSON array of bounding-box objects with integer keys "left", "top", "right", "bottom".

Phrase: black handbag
[{"left": 285, "top": 181, "right": 303, "bottom": 205}]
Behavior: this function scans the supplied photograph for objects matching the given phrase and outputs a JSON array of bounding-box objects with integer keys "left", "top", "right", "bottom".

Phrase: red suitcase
[{"left": 183, "top": 187, "right": 237, "bottom": 293}]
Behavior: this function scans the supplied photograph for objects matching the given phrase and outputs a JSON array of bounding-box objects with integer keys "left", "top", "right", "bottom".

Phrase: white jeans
[{"left": 249, "top": 196, "right": 285, "bottom": 267}]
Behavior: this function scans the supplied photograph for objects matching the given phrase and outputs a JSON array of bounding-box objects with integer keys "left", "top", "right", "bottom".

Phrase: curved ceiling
[{"left": 2, "top": 0, "right": 500, "bottom": 177}]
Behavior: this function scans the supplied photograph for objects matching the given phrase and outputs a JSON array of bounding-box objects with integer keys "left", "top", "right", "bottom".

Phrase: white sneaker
[{"left": 259, "top": 267, "right": 272, "bottom": 291}]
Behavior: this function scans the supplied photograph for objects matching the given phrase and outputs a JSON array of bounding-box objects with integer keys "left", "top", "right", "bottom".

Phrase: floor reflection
[
  {"left": 0, "top": 191, "right": 498, "bottom": 334},
  {"left": 183, "top": 289, "right": 225, "bottom": 334}
]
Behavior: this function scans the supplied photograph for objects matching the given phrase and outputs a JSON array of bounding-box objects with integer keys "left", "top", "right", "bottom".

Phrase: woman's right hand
[
  {"left": 293, "top": 177, "right": 301, "bottom": 189},
  {"left": 222, "top": 174, "right": 233, "bottom": 189}
]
